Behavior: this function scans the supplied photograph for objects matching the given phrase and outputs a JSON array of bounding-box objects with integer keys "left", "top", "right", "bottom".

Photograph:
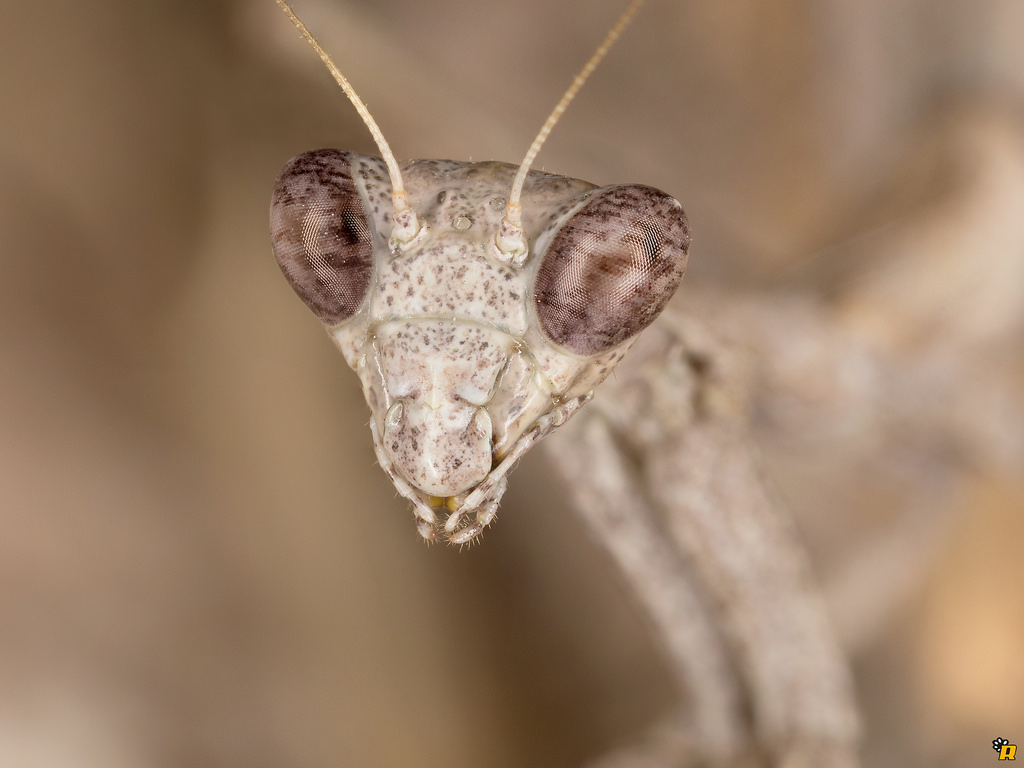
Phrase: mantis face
[
  {"left": 269, "top": 0, "right": 688, "bottom": 543},
  {"left": 271, "top": 150, "right": 688, "bottom": 543}
]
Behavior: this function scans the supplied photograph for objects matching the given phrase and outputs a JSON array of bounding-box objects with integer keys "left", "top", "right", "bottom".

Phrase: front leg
[{"left": 545, "top": 307, "right": 860, "bottom": 767}]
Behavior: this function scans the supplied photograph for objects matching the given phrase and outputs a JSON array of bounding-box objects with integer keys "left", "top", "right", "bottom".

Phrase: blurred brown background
[{"left": 1, "top": 1, "right": 1022, "bottom": 766}]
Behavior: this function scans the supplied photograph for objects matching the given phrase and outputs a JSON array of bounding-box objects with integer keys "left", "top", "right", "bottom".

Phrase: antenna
[
  {"left": 495, "top": 0, "right": 647, "bottom": 263},
  {"left": 275, "top": 0, "right": 425, "bottom": 248}
]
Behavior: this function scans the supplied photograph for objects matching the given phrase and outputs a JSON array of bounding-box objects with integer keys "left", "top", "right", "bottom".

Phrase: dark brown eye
[
  {"left": 270, "top": 149, "right": 374, "bottom": 326},
  {"left": 533, "top": 185, "right": 690, "bottom": 356}
]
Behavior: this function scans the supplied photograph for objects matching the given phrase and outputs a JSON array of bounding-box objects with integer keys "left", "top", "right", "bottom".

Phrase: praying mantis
[
  {"left": 267, "top": 1, "right": 863, "bottom": 765},
  {"left": 269, "top": 0, "right": 688, "bottom": 545}
]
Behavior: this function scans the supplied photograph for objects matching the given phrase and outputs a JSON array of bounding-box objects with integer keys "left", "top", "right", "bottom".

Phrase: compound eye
[
  {"left": 533, "top": 185, "right": 690, "bottom": 356},
  {"left": 270, "top": 149, "right": 374, "bottom": 326}
]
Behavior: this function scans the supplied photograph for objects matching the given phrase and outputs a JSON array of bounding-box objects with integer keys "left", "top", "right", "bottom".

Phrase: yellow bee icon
[{"left": 994, "top": 737, "right": 1017, "bottom": 760}]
